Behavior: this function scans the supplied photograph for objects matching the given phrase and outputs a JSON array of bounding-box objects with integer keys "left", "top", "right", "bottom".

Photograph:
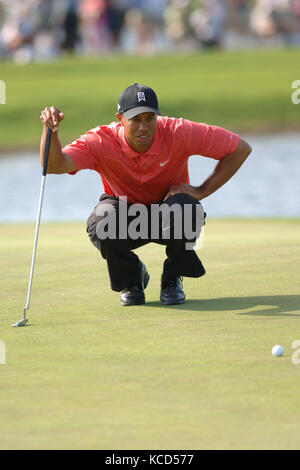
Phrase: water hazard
[{"left": 0, "top": 134, "right": 299, "bottom": 222}]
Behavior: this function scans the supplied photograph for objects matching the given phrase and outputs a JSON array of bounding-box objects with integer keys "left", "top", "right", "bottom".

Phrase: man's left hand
[{"left": 163, "top": 184, "right": 201, "bottom": 201}]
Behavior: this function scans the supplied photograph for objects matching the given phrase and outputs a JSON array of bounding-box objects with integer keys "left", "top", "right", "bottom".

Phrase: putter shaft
[
  {"left": 24, "top": 174, "right": 47, "bottom": 313},
  {"left": 12, "top": 128, "right": 52, "bottom": 327}
]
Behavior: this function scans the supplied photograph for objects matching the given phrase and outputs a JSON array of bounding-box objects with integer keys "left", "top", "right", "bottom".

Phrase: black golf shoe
[
  {"left": 160, "top": 274, "right": 186, "bottom": 305},
  {"left": 120, "top": 261, "right": 150, "bottom": 306}
]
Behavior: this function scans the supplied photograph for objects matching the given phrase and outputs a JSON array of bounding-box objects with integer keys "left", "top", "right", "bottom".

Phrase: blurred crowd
[{"left": 0, "top": 0, "right": 299, "bottom": 62}]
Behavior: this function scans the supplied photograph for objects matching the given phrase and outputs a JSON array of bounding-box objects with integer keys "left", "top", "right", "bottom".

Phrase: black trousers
[{"left": 86, "top": 193, "right": 206, "bottom": 292}]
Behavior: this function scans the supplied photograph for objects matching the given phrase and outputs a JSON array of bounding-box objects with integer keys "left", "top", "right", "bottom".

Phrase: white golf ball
[{"left": 272, "top": 345, "right": 284, "bottom": 357}]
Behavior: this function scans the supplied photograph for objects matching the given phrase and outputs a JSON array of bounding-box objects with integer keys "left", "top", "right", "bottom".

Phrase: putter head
[{"left": 12, "top": 318, "right": 28, "bottom": 327}]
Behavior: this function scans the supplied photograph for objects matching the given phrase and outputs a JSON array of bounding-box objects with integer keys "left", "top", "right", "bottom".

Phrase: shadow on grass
[{"left": 146, "top": 295, "right": 300, "bottom": 317}]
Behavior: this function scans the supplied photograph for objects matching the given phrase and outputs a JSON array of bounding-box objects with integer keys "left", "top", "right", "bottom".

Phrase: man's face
[{"left": 116, "top": 112, "right": 158, "bottom": 153}]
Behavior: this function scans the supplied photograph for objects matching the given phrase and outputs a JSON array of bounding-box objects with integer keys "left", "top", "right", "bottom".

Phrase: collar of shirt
[{"left": 117, "top": 122, "right": 161, "bottom": 159}]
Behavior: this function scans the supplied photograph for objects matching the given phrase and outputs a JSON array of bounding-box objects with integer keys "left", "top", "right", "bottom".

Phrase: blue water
[{"left": 0, "top": 133, "right": 299, "bottom": 222}]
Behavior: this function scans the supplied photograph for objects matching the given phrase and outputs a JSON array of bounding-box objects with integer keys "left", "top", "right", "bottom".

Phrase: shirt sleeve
[
  {"left": 180, "top": 118, "right": 240, "bottom": 160},
  {"left": 62, "top": 130, "right": 101, "bottom": 174}
]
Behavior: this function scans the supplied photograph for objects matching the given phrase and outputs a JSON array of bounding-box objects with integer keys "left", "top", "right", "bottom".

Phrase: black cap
[{"left": 118, "top": 83, "right": 161, "bottom": 119}]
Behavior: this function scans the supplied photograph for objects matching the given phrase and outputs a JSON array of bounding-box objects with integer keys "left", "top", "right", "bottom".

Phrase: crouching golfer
[{"left": 40, "top": 83, "right": 251, "bottom": 306}]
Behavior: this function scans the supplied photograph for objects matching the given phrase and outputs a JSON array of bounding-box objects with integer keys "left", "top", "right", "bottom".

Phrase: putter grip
[{"left": 43, "top": 127, "right": 52, "bottom": 176}]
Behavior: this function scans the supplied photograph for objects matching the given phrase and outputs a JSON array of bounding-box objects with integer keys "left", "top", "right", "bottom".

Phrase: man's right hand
[
  {"left": 40, "top": 106, "right": 64, "bottom": 133},
  {"left": 39, "top": 106, "right": 76, "bottom": 174}
]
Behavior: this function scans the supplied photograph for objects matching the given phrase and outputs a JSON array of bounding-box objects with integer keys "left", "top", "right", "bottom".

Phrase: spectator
[
  {"left": 0, "top": 0, "right": 38, "bottom": 62},
  {"left": 223, "top": 0, "right": 255, "bottom": 50},
  {"left": 61, "top": 0, "right": 80, "bottom": 53},
  {"left": 226, "top": 0, "right": 252, "bottom": 35},
  {"left": 250, "top": 0, "right": 300, "bottom": 45},
  {"left": 0, "top": 0, "right": 299, "bottom": 61},
  {"left": 120, "top": 6, "right": 169, "bottom": 54},
  {"left": 164, "top": 0, "right": 194, "bottom": 52},
  {"left": 188, "top": 0, "right": 227, "bottom": 49},
  {"left": 78, "top": 0, "right": 112, "bottom": 55}
]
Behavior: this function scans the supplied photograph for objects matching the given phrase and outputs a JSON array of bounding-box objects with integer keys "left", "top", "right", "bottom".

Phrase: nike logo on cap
[{"left": 160, "top": 160, "right": 169, "bottom": 167}]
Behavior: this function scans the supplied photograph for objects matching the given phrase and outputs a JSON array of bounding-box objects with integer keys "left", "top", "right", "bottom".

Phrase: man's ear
[{"left": 116, "top": 113, "right": 123, "bottom": 125}]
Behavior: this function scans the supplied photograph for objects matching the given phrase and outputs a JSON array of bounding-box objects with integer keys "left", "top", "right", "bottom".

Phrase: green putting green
[{"left": 1, "top": 219, "right": 299, "bottom": 449}]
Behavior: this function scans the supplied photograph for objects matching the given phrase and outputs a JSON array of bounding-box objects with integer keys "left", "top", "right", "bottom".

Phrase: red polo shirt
[{"left": 63, "top": 116, "right": 239, "bottom": 204}]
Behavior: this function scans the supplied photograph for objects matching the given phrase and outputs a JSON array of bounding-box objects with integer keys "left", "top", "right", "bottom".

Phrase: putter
[{"left": 12, "top": 127, "right": 52, "bottom": 327}]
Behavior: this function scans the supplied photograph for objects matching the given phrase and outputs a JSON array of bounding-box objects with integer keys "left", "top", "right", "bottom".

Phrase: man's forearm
[
  {"left": 196, "top": 138, "right": 252, "bottom": 200},
  {"left": 40, "top": 125, "right": 64, "bottom": 173}
]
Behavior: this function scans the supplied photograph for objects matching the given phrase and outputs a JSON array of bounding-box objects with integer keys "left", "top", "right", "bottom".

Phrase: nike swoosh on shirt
[{"left": 160, "top": 160, "right": 169, "bottom": 167}]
